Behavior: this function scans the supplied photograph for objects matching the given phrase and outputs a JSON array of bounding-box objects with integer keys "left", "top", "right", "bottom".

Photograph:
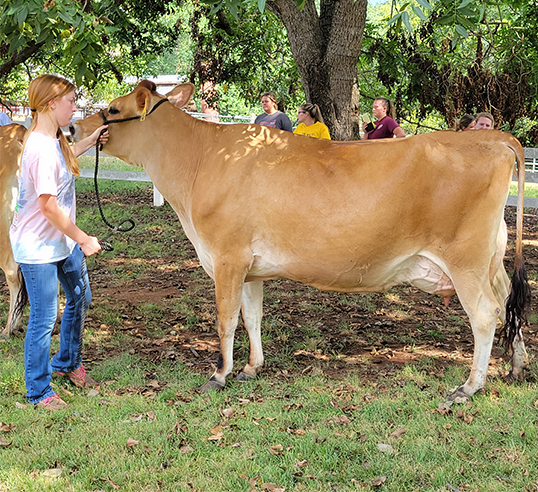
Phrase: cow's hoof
[
  {"left": 198, "top": 379, "right": 225, "bottom": 393},
  {"left": 236, "top": 371, "right": 255, "bottom": 383},
  {"left": 447, "top": 386, "right": 471, "bottom": 403},
  {"left": 505, "top": 370, "right": 525, "bottom": 384}
]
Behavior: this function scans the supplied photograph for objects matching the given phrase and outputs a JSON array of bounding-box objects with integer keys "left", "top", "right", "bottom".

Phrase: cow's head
[{"left": 70, "top": 81, "right": 195, "bottom": 157}]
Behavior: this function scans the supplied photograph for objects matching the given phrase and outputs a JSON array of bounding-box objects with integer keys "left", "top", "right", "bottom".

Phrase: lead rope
[{"left": 93, "top": 128, "right": 135, "bottom": 251}]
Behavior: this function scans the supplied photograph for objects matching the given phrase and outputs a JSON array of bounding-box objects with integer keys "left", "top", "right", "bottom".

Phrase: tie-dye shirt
[{"left": 9, "top": 131, "right": 76, "bottom": 264}]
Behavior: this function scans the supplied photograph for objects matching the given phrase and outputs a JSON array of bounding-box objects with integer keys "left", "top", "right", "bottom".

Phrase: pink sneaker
[
  {"left": 55, "top": 364, "right": 97, "bottom": 389},
  {"left": 36, "top": 394, "right": 68, "bottom": 411}
]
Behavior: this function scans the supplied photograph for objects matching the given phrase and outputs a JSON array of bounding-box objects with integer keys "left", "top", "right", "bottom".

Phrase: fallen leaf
[
  {"left": 129, "top": 414, "right": 144, "bottom": 423},
  {"left": 261, "top": 483, "right": 285, "bottom": 491},
  {"left": 296, "top": 460, "right": 309, "bottom": 468},
  {"left": 269, "top": 444, "right": 284, "bottom": 455},
  {"left": 208, "top": 425, "right": 224, "bottom": 441},
  {"left": 15, "top": 402, "right": 27, "bottom": 409},
  {"left": 146, "top": 411, "right": 157, "bottom": 421},
  {"left": 126, "top": 438, "right": 139, "bottom": 447},
  {"left": 0, "top": 437, "right": 12, "bottom": 448},
  {"left": 167, "top": 421, "right": 188, "bottom": 440},
  {"left": 221, "top": 407, "right": 235, "bottom": 419},
  {"left": 87, "top": 389, "right": 100, "bottom": 397},
  {"left": 376, "top": 443, "right": 394, "bottom": 454},
  {"left": 287, "top": 428, "right": 306, "bottom": 436},
  {"left": 390, "top": 428, "right": 407, "bottom": 438},
  {"left": 0, "top": 423, "right": 16, "bottom": 432},
  {"left": 42, "top": 468, "right": 62, "bottom": 478},
  {"left": 179, "top": 445, "right": 194, "bottom": 454},
  {"left": 371, "top": 475, "right": 387, "bottom": 487}
]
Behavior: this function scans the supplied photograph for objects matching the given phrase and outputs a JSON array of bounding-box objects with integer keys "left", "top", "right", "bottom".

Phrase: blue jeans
[{"left": 20, "top": 246, "right": 92, "bottom": 404}]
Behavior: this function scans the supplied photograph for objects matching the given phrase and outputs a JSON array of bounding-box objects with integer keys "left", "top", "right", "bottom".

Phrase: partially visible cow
[
  {"left": 0, "top": 124, "right": 28, "bottom": 338},
  {"left": 71, "top": 81, "right": 531, "bottom": 399}
]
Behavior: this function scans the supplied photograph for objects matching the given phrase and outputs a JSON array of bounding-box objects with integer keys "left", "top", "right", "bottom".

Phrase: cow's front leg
[
  {"left": 198, "top": 263, "right": 246, "bottom": 393},
  {"left": 236, "top": 280, "right": 264, "bottom": 382}
]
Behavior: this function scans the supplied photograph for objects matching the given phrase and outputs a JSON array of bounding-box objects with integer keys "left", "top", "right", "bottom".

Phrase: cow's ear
[
  {"left": 135, "top": 88, "right": 152, "bottom": 119},
  {"left": 166, "top": 83, "right": 195, "bottom": 109}
]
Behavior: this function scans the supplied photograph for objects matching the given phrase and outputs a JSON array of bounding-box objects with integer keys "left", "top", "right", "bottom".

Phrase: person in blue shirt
[{"left": 0, "top": 112, "right": 12, "bottom": 126}]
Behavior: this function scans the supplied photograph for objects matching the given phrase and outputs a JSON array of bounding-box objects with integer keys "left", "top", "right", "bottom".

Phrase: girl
[
  {"left": 362, "top": 97, "right": 406, "bottom": 140},
  {"left": 293, "top": 103, "right": 331, "bottom": 140},
  {"left": 9, "top": 74, "right": 108, "bottom": 410},
  {"left": 254, "top": 92, "right": 293, "bottom": 132}
]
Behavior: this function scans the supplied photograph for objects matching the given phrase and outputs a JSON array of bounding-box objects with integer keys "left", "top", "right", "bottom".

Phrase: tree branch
[{"left": 0, "top": 41, "right": 45, "bottom": 80}]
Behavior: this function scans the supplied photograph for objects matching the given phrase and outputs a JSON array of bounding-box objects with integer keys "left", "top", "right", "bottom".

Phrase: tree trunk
[{"left": 268, "top": 0, "right": 367, "bottom": 141}]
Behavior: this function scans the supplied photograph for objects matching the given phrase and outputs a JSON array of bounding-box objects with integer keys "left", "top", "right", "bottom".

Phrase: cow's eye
[{"left": 109, "top": 107, "right": 120, "bottom": 115}]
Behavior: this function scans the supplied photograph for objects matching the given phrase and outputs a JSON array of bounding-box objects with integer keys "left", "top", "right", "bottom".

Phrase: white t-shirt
[{"left": 9, "top": 132, "right": 76, "bottom": 264}]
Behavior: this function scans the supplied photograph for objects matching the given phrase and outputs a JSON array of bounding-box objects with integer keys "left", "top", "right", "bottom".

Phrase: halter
[
  {"left": 98, "top": 97, "right": 169, "bottom": 126},
  {"left": 92, "top": 96, "right": 170, "bottom": 250}
]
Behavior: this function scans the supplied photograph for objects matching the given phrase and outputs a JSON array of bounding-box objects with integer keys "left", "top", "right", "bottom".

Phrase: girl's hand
[
  {"left": 90, "top": 125, "right": 109, "bottom": 146},
  {"left": 80, "top": 235, "right": 102, "bottom": 257}
]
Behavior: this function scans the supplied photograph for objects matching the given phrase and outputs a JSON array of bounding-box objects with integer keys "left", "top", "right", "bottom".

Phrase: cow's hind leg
[
  {"left": 236, "top": 280, "right": 264, "bottom": 382},
  {"left": 448, "top": 279, "right": 501, "bottom": 399}
]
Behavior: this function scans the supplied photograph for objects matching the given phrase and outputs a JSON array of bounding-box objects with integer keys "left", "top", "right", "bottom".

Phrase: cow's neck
[{"left": 122, "top": 105, "right": 210, "bottom": 219}]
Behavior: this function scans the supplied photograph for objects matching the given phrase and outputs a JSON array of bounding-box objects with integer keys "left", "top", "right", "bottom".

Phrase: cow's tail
[
  {"left": 500, "top": 142, "right": 531, "bottom": 351},
  {"left": 12, "top": 265, "right": 29, "bottom": 328}
]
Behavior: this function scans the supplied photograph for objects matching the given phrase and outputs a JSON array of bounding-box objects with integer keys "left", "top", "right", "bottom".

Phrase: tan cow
[
  {"left": 71, "top": 81, "right": 530, "bottom": 399},
  {"left": 0, "top": 123, "right": 28, "bottom": 338}
]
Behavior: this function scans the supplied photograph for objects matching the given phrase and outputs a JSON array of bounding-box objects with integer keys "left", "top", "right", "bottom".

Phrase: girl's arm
[
  {"left": 38, "top": 194, "right": 101, "bottom": 256},
  {"left": 71, "top": 125, "right": 109, "bottom": 157}
]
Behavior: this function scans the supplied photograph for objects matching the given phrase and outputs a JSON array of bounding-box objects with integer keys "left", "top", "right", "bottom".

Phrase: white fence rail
[{"left": 79, "top": 147, "right": 538, "bottom": 208}]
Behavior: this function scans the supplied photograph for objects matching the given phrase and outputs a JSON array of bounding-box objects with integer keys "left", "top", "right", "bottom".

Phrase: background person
[
  {"left": 455, "top": 114, "right": 476, "bottom": 131},
  {"left": 293, "top": 103, "right": 331, "bottom": 140},
  {"left": 0, "top": 111, "right": 12, "bottom": 126},
  {"left": 254, "top": 92, "right": 292, "bottom": 132},
  {"left": 9, "top": 74, "right": 108, "bottom": 411},
  {"left": 475, "top": 112, "right": 494, "bottom": 130},
  {"left": 362, "top": 97, "right": 406, "bottom": 140}
]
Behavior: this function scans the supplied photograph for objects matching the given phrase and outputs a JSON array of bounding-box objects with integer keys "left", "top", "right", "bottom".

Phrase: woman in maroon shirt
[{"left": 362, "top": 97, "right": 406, "bottom": 140}]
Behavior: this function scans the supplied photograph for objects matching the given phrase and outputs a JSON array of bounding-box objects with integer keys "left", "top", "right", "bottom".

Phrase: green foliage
[
  {"left": 362, "top": 0, "right": 538, "bottom": 143},
  {"left": 187, "top": 2, "right": 302, "bottom": 113},
  {"left": 0, "top": 0, "right": 180, "bottom": 96}
]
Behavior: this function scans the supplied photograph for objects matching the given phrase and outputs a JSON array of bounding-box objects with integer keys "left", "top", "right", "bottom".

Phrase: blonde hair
[
  {"left": 474, "top": 111, "right": 495, "bottom": 128},
  {"left": 299, "top": 103, "right": 325, "bottom": 124},
  {"left": 27, "top": 74, "right": 80, "bottom": 176}
]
